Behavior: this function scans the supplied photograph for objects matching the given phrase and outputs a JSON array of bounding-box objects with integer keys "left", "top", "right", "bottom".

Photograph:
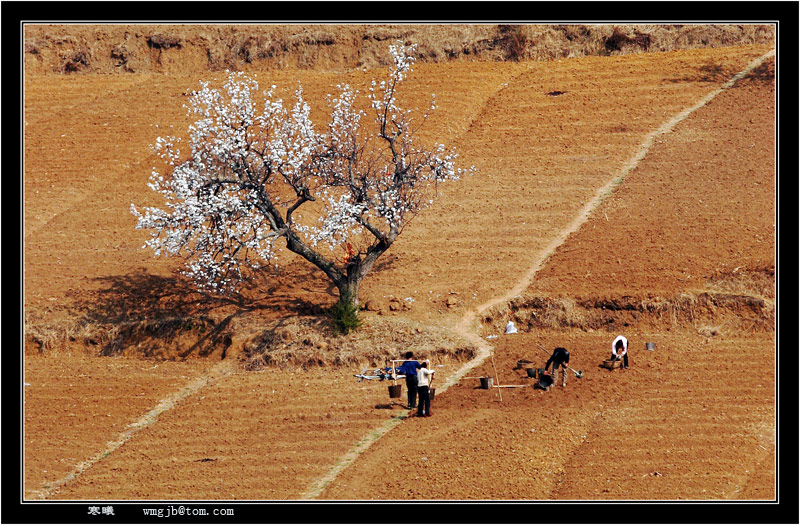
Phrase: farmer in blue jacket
[{"left": 398, "top": 351, "right": 422, "bottom": 410}]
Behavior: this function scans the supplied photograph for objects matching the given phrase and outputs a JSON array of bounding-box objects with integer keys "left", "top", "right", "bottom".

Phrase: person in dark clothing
[
  {"left": 397, "top": 351, "right": 422, "bottom": 409},
  {"left": 545, "top": 347, "right": 570, "bottom": 387}
]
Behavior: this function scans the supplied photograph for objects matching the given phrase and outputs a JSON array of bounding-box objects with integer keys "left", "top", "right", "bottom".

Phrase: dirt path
[
  {"left": 320, "top": 44, "right": 774, "bottom": 498},
  {"left": 26, "top": 359, "right": 237, "bottom": 499},
  {"left": 23, "top": 44, "right": 775, "bottom": 501},
  {"left": 308, "top": 49, "right": 775, "bottom": 499}
]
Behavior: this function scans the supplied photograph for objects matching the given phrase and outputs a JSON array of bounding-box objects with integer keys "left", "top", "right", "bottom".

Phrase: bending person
[
  {"left": 545, "top": 346, "right": 570, "bottom": 387},
  {"left": 611, "top": 335, "right": 629, "bottom": 369}
]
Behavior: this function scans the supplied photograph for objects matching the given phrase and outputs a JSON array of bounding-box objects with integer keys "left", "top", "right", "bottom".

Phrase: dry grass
[
  {"left": 24, "top": 310, "right": 222, "bottom": 359},
  {"left": 24, "top": 309, "right": 111, "bottom": 355},
  {"left": 696, "top": 323, "right": 725, "bottom": 338},
  {"left": 25, "top": 305, "right": 478, "bottom": 370},
  {"left": 482, "top": 287, "right": 775, "bottom": 336},
  {"left": 242, "top": 314, "right": 476, "bottom": 371},
  {"left": 23, "top": 24, "right": 775, "bottom": 75},
  {"left": 704, "top": 264, "right": 775, "bottom": 299}
]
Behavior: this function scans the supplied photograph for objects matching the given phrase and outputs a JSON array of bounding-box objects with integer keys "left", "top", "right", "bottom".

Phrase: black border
[{"left": 7, "top": 2, "right": 797, "bottom": 524}]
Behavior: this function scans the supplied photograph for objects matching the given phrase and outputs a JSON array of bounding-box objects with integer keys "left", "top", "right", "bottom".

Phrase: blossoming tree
[{"left": 131, "top": 43, "right": 474, "bottom": 310}]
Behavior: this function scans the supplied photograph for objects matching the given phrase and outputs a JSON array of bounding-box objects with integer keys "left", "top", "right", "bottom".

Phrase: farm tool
[
  {"left": 353, "top": 364, "right": 405, "bottom": 398},
  {"left": 535, "top": 343, "right": 584, "bottom": 378},
  {"left": 353, "top": 367, "right": 397, "bottom": 382}
]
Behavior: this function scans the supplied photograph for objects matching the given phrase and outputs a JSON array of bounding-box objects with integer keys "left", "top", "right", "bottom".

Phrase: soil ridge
[
  {"left": 24, "top": 24, "right": 774, "bottom": 75},
  {"left": 481, "top": 288, "right": 775, "bottom": 335},
  {"left": 302, "top": 47, "right": 776, "bottom": 499},
  {"left": 27, "top": 359, "right": 237, "bottom": 499}
]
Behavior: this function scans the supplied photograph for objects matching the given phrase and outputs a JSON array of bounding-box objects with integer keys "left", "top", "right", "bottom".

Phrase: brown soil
[
  {"left": 24, "top": 23, "right": 775, "bottom": 75},
  {"left": 318, "top": 52, "right": 777, "bottom": 501},
  {"left": 22, "top": 24, "right": 776, "bottom": 504},
  {"left": 320, "top": 331, "right": 775, "bottom": 500},
  {"left": 23, "top": 354, "right": 214, "bottom": 497}
]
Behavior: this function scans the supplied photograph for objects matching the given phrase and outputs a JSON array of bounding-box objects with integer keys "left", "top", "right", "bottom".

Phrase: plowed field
[{"left": 23, "top": 41, "right": 776, "bottom": 505}]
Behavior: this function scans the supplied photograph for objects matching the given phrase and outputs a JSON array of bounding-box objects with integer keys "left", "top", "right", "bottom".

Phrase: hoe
[{"left": 535, "top": 343, "right": 584, "bottom": 379}]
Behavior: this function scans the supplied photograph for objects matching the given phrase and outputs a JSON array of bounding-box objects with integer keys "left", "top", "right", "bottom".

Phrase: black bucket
[
  {"left": 537, "top": 374, "right": 554, "bottom": 389},
  {"left": 388, "top": 384, "right": 402, "bottom": 398},
  {"left": 480, "top": 377, "right": 493, "bottom": 389},
  {"left": 526, "top": 368, "right": 538, "bottom": 378}
]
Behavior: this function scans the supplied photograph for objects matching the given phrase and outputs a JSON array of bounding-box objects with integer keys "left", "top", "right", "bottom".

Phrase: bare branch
[{"left": 132, "top": 44, "right": 473, "bottom": 301}]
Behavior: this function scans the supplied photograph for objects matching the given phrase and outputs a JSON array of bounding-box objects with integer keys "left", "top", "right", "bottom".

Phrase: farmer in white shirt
[
  {"left": 416, "top": 360, "right": 435, "bottom": 417},
  {"left": 611, "top": 335, "right": 629, "bottom": 369}
]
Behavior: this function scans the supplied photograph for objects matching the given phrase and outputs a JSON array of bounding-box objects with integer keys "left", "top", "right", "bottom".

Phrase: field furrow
[
  {"left": 317, "top": 51, "right": 775, "bottom": 501},
  {"left": 23, "top": 40, "right": 775, "bottom": 503}
]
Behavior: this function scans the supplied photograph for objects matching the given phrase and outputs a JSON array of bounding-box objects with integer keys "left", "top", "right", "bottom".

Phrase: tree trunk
[
  {"left": 336, "top": 269, "right": 361, "bottom": 308},
  {"left": 285, "top": 226, "right": 392, "bottom": 311},
  {"left": 334, "top": 240, "right": 391, "bottom": 308}
]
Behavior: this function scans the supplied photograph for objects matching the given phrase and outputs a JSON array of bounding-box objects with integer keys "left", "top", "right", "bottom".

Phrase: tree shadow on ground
[
  {"left": 73, "top": 267, "right": 333, "bottom": 324},
  {"left": 371, "top": 253, "right": 399, "bottom": 273},
  {"left": 733, "top": 60, "right": 775, "bottom": 87},
  {"left": 665, "top": 61, "right": 740, "bottom": 84},
  {"left": 665, "top": 58, "right": 775, "bottom": 87},
  {"left": 72, "top": 270, "right": 231, "bottom": 325},
  {"left": 69, "top": 267, "right": 333, "bottom": 358}
]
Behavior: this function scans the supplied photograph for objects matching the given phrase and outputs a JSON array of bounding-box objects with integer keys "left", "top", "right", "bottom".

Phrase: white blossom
[{"left": 132, "top": 45, "right": 475, "bottom": 296}]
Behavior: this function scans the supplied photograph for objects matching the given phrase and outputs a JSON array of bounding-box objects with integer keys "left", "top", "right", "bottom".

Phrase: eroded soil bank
[
  {"left": 23, "top": 38, "right": 775, "bottom": 501},
  {"left": 24, "top": 23, "right": 774, "bottom": 75},
  {"left": 318, "top": 54, "right": 776, "bottom": 501}
]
